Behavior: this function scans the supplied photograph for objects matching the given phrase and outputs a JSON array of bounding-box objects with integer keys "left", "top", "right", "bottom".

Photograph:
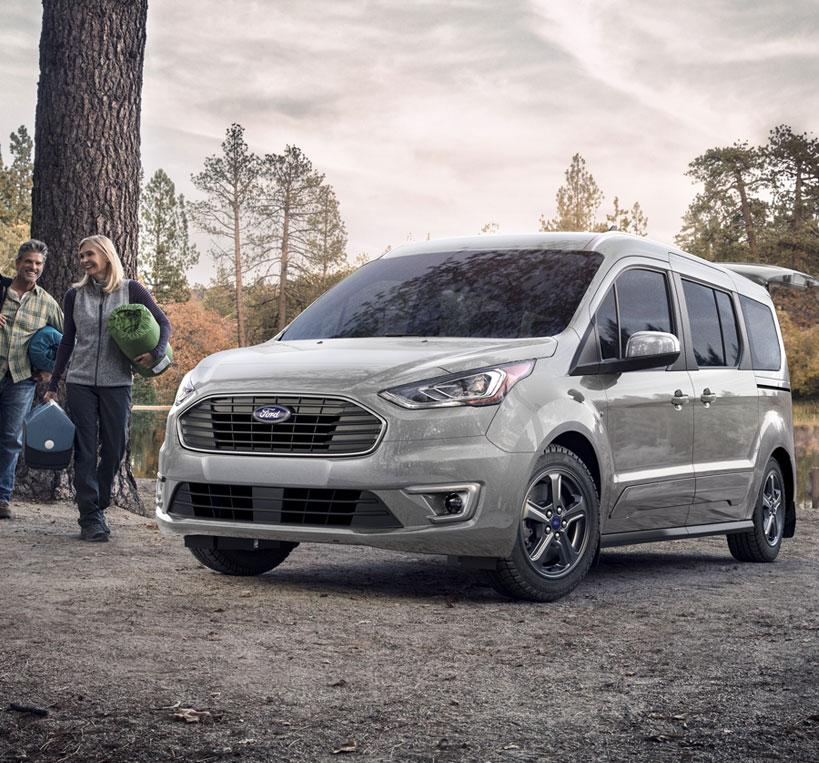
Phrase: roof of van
[{"left": 383, "top": 231, "right": 774, "bottom": 301}]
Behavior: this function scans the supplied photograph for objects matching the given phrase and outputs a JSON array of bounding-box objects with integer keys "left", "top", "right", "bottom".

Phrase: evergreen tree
[
  {"left": 0, "top": 126, "right": 34, "bottom": 271},
  {"left": 190, "top": 123, "right": 264, "bottom": 346},
  {"left": 139, "top": 168, "right": 199, "bottom": 302},
  {"left": 260, "top": 145, "right": 324, "bottom": 331},
  {"left": 682, "top": 142, "right": 766, "bottom": 260},
  {"left": 603, "top": 197, "right": 648, "bottom": 236},
  {"left": 306, "top": 184, "right": 347, "bottom": 280},
  {"left": 539, "top": 153, "right": 603, "bottom": 231}
]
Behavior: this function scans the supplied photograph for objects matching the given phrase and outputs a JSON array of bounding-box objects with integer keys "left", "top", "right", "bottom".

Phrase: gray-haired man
[{"left": 0, "top": 239, "right": 64, "bottom": 519}]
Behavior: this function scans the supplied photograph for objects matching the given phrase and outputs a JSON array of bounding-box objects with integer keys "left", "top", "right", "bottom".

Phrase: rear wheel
[
  {"left": 490, "top": 446, "right": 600, "bottom": 602},
  {"left": 727, "top": 458, "right": 785, "bottom": 563},
  {"left": 189, "top": 543, "right": 298, "bottom": 576}
]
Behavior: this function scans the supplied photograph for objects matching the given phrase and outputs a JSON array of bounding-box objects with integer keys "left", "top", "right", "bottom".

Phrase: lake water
[
  {"left": 130, "top": 410, "right": 819, "bottom": 507},
  {"left": 131, "top": 409, "right": 168, "bottom": 478}
]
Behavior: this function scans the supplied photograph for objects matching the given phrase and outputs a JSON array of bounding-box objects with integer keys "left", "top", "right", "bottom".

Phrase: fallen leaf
[
  {"left": 332, "top": 739, "right": 357, "bottom": 754},
  {"left": 173, "top": 708, "right": 212, "bottom": 723},
  {"left": 330, "top": 679, "right": 348, "bottom": 688}
]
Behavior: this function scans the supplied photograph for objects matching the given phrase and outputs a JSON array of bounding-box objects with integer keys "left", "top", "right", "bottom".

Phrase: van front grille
[
  {"left": 178, "top": 395, "right": 384, "bottom": 456},
  {"left": 169, "top": 482, "right": 401, "bottom": 530}
]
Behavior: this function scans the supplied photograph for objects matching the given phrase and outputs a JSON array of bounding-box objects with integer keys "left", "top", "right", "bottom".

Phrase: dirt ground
[{"left": 1, "top": 482, "right": 817, "bottom": 763}]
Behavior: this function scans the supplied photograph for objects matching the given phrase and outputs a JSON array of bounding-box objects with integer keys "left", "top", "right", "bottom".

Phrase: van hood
[{"left": 192, "top": 336, "right": 557, "bottom": 392}]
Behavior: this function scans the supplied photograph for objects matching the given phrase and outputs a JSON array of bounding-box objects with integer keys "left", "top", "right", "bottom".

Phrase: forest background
[{"left": 2, "top": 120, "right": 818, "bottom": 405}]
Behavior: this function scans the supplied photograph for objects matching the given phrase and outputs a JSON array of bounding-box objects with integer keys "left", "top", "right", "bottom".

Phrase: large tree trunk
[
  {"left": 233, "top": 202, "right": 246, "bottom": 345},
  {"left": 278, "top": 203, "right": 290, "bottom": 331},
  {"left": 21, "top": 0, "right": 148, "bottom": 511}
]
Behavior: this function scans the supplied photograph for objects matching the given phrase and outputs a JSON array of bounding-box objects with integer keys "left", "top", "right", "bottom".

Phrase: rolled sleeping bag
[
  {"left": 28, "top": 325, "right": 63, "bottom": 372},
  {"left": 107, "top": 303, "right": 173, "bottom": 377}
]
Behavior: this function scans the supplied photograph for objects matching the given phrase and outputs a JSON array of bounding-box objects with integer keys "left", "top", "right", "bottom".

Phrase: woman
[{"left": 45, "top": 235, "right": 170, "bottom": 542}]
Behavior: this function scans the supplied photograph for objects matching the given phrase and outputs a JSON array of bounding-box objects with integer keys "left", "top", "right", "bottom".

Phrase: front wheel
[
  {"left": 490, "top": 446, "right": 600, "bottom": 602},
  {"left": 190, "top": 543, "right": 298, "bottom": 576},
  {"left": 727, "top": 459, "right": 785, "bottom": 563}
]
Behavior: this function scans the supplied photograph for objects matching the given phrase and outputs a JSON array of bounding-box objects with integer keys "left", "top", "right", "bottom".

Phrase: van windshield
[{"left": 281, "top": 248, "right": 603, "bottom": 340}]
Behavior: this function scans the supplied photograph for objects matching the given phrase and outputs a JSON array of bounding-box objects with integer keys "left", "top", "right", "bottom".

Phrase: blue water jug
[{"left": 23, "top": 401, "right": 75, "bottom": 470}]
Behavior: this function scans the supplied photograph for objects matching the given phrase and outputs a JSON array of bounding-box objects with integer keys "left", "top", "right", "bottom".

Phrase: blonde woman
[{"left": 45, "top": 235, "right": 170, "bottom": 542}]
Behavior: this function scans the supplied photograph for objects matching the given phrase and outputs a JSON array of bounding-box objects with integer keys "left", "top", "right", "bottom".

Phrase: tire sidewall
[
  {"left": 510, "top": 448, "right": 601, "bottom": 598},
  {"left": 752, "top": 459, "right": 784, "bottom": 562}
]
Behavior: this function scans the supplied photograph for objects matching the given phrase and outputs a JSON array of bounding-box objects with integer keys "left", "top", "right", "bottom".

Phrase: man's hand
[
  {"left": 35, "top": 371, "right": 52, "bottom": 383},
  {"left": 44, "top": 391, "right": 58, "bottom": 403},
  {"left": 134, "top": 352, "right": 153, "bottom": 367}
]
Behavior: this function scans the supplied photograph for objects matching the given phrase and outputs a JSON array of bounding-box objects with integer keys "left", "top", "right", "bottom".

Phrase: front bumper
[{"left": 156, "top": 433, "right": 532, "bottom": 558}]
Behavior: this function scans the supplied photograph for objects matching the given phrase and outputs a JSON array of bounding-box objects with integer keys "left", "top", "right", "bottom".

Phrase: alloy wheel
[
  {"left": 521, "top": 469, "right": 590, "bottom": 579},
  {"left": 761, "top": 470, "right": 784, "bottom": 547}
]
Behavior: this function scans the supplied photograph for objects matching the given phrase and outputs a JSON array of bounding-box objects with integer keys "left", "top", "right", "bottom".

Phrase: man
[{"left": 0, "top": 240, "right": 64, "bottom": 519}]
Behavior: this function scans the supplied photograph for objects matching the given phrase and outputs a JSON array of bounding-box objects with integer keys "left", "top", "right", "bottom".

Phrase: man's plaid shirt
[{"left": 0, "top": 284, "right": 64, "bottom": 382}]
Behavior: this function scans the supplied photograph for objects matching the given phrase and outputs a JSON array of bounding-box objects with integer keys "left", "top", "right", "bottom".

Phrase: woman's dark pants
[{"left": 67, "top": 383, "right": 131, "bottom": 530}]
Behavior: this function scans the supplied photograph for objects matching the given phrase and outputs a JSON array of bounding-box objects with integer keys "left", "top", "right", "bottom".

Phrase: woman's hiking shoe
[{"left": 80, "top": 526, "right": 109, "bottom": 542}]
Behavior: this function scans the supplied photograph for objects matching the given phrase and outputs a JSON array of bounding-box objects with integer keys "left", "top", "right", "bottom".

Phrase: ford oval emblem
[{"left": 252, "top": 405, "right": 292, "bottom": 424}]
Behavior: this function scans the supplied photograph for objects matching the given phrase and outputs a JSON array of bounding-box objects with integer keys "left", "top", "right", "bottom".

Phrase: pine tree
[
  {"left": 139, "top": 168, "right": 199, "bottom": 302},
  {"left": 0, "top": 126, "right": 34, "bottom": 271},
  {"left": 260, "top": 145, "right": 324, "bottom": 331},
  {"left": 307, "top": 184, "right": 347, "bottom": 280},
  {"left": 603, "top": 197, "right": 648, "bottom": 236},
  {"left": 683, "top": 142, "right": 765, "bottom": 260},
  {"left": 539, "top": 153, "right": 603, "bottom": 231},
  {"left": 190, "top": 124, "right": 263, "bottom": 345}
]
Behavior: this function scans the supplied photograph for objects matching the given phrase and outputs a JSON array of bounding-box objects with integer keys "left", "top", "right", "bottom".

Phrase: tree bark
[
  {"left": 20, "top": 0, "right": 148, "bottom": 511},
  {"left": 233, "top": 202, "right": 246, "bottom": 345},
  {"left": 278, "top": 200, "right": 290, "bottom": 331},
  {"left": 732, "top": 169, "right": 758, "bottom": 261}
]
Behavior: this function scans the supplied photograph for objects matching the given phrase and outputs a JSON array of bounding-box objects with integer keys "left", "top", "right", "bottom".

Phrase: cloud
[{"left": 2, "top": 0, "right": 818, "bottom": 280}]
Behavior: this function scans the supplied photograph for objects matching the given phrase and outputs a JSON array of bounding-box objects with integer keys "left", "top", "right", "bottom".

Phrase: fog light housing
[{"left": 403, "top": 483, "right": 480, "bottom": 524}]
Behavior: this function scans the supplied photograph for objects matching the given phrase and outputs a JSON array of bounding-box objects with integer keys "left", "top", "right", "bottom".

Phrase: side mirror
[
  {"left": 571, "top": 330, "right": 681, "bottom": 375},
  {"left": 625, "top": 331, "right": 680, "bottom": 360}
]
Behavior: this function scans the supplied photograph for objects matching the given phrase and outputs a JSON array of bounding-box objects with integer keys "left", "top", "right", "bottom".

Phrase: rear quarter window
[{"left": 739, "top": 295, "right": 781, "bottom": 371}]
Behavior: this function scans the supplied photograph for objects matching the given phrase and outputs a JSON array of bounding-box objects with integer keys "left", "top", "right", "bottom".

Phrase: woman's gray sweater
[{"left": 48, "top": 279, "right": 171, "bottom": 389}]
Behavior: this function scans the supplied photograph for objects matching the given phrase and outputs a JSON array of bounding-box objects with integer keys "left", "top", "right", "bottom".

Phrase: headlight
[
  {"left": 174, "top": 371, "right": 197, "bottom": 406},
  {"left": 380, "top": 360, "right": 535, "bottom": 409}
]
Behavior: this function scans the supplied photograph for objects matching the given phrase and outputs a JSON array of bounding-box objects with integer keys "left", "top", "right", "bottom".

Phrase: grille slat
[
  {"left": 179, "top": 395, "right": 384, "bottom": 455},
  {"left": 169, "top": 482, "right": 401, "bottom": 529}
]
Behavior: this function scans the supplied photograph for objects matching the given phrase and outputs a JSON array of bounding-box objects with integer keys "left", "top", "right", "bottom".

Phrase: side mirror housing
[{"left": 571, "top": 331, "right": 681, "bottom": 375}]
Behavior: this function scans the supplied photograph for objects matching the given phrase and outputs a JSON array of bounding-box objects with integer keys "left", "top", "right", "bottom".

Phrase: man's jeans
[
  {"left": 66, "top": 383, "right": 131, "bottom": 529},
  {"left": 0, "top": 374, "right": 36, "bottom": 503}
]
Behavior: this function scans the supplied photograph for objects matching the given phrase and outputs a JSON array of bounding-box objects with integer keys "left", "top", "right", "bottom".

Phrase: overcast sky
[{"left": 1, "top": 0, "right": 818, "bottom": 283}]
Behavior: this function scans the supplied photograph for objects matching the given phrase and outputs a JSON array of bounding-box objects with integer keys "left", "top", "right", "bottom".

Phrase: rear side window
[
  {"left": 596, "top": 269, "right": 674, "bottom": 359},
  {"left": 740, "top": 295, "right": 781, "bottom": 371},
  {"left": 681, "top": 280, "right": 741, "bottom": 367}
]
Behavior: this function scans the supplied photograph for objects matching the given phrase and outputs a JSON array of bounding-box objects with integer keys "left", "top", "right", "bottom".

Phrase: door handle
[
  {"left": 700, "top": 388, "right": 717, "bottom": 406},
  {"left": 671, "top": 389, "right": 689, "bottom": 410}
]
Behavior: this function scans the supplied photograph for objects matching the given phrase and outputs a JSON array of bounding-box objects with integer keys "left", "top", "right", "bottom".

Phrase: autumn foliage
[{"left": 152, "top": 298, "right": 235, "bottom": 403}]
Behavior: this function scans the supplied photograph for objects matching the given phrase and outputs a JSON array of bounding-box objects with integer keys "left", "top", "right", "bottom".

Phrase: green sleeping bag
[{"left": 107, "top": 303, "right": 173, "bottom": 377}]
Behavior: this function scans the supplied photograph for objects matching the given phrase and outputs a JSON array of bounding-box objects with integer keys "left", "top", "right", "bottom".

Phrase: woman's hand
[
  {"left": 134, "top": 352, "right": 153, "bottom": 368},
  {"left": 0, "top": 314, "right": 6, "bottom": 327},
  {"left": 44, "top": 391, "right": 58, "bottom": 403}
]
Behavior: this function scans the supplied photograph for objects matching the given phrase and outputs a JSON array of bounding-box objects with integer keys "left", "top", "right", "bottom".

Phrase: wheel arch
[
  {"left": 549, "top": 430, "right": 601, "bottom": 500},
  {"left": 770, "top": 446, "right": 796, "bottom": 538}
]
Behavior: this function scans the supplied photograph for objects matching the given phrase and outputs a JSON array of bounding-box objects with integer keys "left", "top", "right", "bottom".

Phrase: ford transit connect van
[{"left": 156, "top": 232, "right": 814, "bottom": 601}]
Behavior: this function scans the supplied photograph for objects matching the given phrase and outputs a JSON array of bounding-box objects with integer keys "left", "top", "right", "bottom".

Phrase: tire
[
  {"left": 490, "top": 446, "right": 600, "bottom": 602},
  {"left": 727, "top": 458, "right": 785, "bottom": 563},
  {"left": 189, "top": 543, "right": 297, "bottom": 576}
]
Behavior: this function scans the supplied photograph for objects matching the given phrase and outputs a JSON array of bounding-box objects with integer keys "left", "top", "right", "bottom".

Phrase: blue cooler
[{"left": 23, "top": 401, "right": 75, "bottom": 470}]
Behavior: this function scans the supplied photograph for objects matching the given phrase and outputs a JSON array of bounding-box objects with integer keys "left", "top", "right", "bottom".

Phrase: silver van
[{"left": 156, "top": 233, "right": 815, "bottom": 601}]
